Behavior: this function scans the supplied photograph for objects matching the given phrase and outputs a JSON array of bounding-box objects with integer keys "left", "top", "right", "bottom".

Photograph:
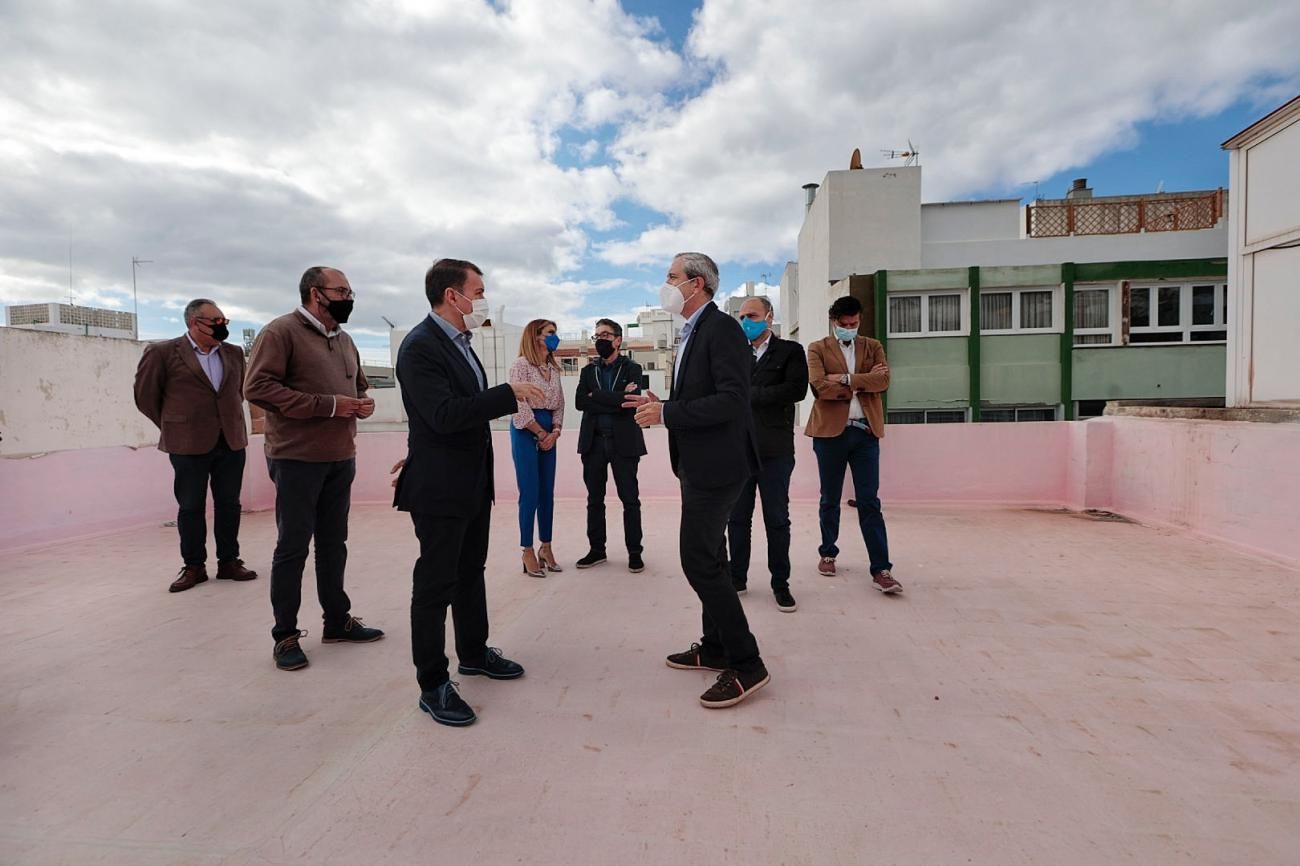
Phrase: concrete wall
[
  {"left": 0, "top": 327, "right": 163, "bottom": 456},
  {"left": 921, "top": 223, "right": 1226, "bottom": 269},
  {"left": 1249, "top": 246, "right": 1300, "bottom": 403},
  {"left": 6, "top": 419, "right": 1299, "bottom": 567},
  {"left": 1073, "top": 344, "right": 1226, "bottom": 401},
  {"left": 921, "top": 200, "right": 1021, "bottom": 243}
]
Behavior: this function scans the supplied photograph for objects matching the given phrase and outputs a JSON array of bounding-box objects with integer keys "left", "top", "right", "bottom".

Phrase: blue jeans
[
  {"left": 812, "top": 426, "right": 892, "bottom": 574},
  {"left": 510, "top": 409, "right": 556, "bottom": 547}
]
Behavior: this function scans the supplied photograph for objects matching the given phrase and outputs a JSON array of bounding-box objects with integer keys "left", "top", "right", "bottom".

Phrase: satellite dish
[{"left": 849, "top": 148, "right": 863, "bottom": 170}]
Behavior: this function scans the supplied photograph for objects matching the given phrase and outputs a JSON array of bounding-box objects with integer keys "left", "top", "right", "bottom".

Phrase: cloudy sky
[{"left": 2, "top": 0, "right": 1298, "bottom": 363}]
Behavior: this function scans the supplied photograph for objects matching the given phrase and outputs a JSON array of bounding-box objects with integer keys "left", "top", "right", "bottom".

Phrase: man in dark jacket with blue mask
[{"left": 726, "top": 295, "right": 808, "bottom": 611}]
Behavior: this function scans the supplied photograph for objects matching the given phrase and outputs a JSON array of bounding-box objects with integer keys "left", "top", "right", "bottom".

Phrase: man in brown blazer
[
  {"left": 134, "top": 299, "right": 257, "bottom": 593},
  {"left": 805, "top": 295, "right": 901, "bottom": 594}
]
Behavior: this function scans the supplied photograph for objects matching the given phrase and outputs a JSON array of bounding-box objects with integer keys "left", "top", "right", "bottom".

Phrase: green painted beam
[
  {"left": 886, "top": 267, "right": 969, "bottom": 291},
  {"left": 980, "top": 264, "right": 1061, "bottom": 288},
  {"left": 1074, "top": 258, "right": 1227, "bottom": 282},
  {"left": 1061, "top": 262, "right": 1075, "bottom": 420},
  {"left": 968, "top": 266, "right": 981, "bottom": 421},
  {"left": 875, "top": 270, "right": 888, "bottom": 413}
]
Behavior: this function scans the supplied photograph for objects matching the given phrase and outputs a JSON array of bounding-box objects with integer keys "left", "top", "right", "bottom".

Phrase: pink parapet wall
[{"left": 2, "top": 420, "right": 1297, "bottom": 566}]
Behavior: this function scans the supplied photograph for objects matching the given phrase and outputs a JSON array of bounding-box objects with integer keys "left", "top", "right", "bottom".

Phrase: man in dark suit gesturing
[
  {"left": 134, "top": 298, "right": 257, "bottom": 593},
  {"left": 394, "top": 258, "right": 545, "bottom": 727},
  {"left": 625, "top": 252, "right": 770, "bottom": 709},
  {"left": 727, "top": 295, "right": 808, "bottom": 611}
]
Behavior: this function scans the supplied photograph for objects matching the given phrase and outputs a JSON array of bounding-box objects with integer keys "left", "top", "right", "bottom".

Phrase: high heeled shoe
[
  {"left": 521, "top": 548, "right": 545, "bottom": 578},
  {"left": 538, "top": 543, "right": 563, "bottom": 573}
]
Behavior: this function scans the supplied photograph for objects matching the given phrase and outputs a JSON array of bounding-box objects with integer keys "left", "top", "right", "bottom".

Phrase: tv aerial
[{"left": 881, "top": 139, "right": 920, "bottom": 166}]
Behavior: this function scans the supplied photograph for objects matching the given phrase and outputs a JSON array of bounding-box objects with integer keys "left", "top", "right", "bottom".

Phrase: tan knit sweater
[{"left": 245, "top": 310, "right": 368, "bottom": 462}]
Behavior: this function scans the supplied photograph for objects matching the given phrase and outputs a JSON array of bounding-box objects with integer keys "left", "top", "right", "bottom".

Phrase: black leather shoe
[
  {"left": 322, "top": 616, "right": 385, "bottom": 643},
  {"left": 273, "top": 631, "right": 309, "bottom": 671},
  {"left": 457, "top": 647, "right": 524, "bottom": 680},
  {"left": 774, "top": 587, "right": 798, "bottom": 612},
  {"left": 419, "top": 682, "right": 476, "bottom": 727},
  {"left": 576, "top": 550, "right": 607, "bottom": 569},
  {"left": 628, "top": 553, "right": 645, "bottom": 573}
]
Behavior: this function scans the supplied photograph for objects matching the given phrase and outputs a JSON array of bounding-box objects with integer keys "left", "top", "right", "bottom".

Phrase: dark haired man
[
  {"left": 245, "top": 267, "right": 383, "bottom": 672},
  {"left": 393, "top": 257, "right": 545, "bottom": 727},
  {"left": 574, "top": 318, "right": 647, "bottom": 572},
  {"left": 805, "top": 295, "right": 900, "bottom": 594}
]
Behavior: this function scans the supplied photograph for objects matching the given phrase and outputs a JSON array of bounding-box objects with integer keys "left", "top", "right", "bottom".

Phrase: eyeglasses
[
  {"left": 196, "top": 316, "right": 231, "bottom": 326},
  {"left": 316, "top": 286, "right": 355, "bottom": 299},
  {"left": 592, "top": 333, "right": 617, "bottom": 341}
]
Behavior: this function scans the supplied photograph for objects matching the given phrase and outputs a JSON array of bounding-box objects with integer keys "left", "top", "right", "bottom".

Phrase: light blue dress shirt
[{"left": 429, "top": 310, "right": 486, "bottom": 390}]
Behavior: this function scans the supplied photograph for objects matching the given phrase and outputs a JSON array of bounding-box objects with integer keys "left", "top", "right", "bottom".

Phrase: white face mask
[
  {"left": 659, "top": 278, "right": 697, "bottom": 316},
  {"left": 454, "top": 290, "right": 490, "bottom": 329}
]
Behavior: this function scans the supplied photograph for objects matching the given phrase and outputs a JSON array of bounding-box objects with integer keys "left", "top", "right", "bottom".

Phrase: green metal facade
[{"left": 879, "top": 258, "right": 1228, "bottom": 415}]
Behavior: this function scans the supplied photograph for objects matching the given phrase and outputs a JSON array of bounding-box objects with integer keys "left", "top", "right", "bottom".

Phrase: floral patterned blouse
[{"left": 508, "top": 356, "right": 566, "bottom": 431}]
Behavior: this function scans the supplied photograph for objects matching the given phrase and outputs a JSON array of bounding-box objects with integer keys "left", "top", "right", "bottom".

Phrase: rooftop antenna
[
  {"left": 1019, "top": 180, "right": 1041, "bottom": 201},
  {"left": 880, "top": 138, "right": 919, "bottom": 166},
  {"left": 380, "top": 315, "right": 396, "bottom": 329},
  {"left": 131, "top": 256, "right": 152, "bottom": 340}
]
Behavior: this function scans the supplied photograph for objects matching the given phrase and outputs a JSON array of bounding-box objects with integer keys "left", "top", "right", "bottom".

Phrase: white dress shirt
[
  {"left": 838, "top": 339, "right": 866, "bottom": 422},
  {"left": 752, "top": 330, "right": 773, "bottom": 364}
]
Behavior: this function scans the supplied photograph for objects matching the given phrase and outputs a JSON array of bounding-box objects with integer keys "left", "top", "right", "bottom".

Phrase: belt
[{"left": 847, "top": 418, "right": 871, "bottom": 433}]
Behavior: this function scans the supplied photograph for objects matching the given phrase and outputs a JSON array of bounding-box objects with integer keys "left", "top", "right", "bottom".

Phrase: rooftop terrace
[{"left": 3, "top": 443, "right": 1300, "bottom": 863}]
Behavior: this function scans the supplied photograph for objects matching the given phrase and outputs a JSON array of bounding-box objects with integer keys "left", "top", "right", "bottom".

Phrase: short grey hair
[
  {"left": 184, "top": 298, "right": 216, "bottom": 325},
  {"left": 674, "top": 251, "right": 719, "bottom": 296},
  {"left": 746, "top": 295, "right": 774, "bottom": 316}
]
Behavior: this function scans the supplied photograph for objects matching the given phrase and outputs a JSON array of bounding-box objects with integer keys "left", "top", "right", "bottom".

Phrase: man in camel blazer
[
  {"left": 134, "top": 298, "right": 256, "bottom": 593},
  {"left": 805, "top": 294, "right": 900, "bottom": 594}
]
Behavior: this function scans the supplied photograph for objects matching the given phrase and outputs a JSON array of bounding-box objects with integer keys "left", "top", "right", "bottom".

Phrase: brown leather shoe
[
  {"left": 169, "top": 564, "right": 208, "bottom": 593},
  {"left": 873, "top": 569, "right": 903, "bottom": 594},
  {"left": 817, "top": 556, "right": 837, "bottom": 576},
  {"left": 217, "top": 559, "right": 258, "bottom": 581}
]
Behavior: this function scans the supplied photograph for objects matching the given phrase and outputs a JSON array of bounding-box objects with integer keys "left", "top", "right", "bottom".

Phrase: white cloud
[{"left": 601, "top": 0, "right": 1300, "bottom": 267}]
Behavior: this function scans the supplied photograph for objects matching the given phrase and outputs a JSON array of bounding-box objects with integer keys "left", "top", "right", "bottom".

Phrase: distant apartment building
[
  {"left": 6, "top": 303, "right": 137, "bottom": 340},
  {"left": 1223, "top": 93, "right": 1300, "bottom": 409},
  {"left": 781, "top": 166, "right": 1228, "bottom": 422}
]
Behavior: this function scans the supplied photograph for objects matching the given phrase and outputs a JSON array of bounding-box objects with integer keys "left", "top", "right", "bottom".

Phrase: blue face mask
[
  {"left": 834, "top": 325, "right": 858, "bottom": 342},
  {"left": 740, "top": 317, "right": 770, "bottom": 341},
  {"left": 543, "top": 333, "right": 561, "bottom": 352}
]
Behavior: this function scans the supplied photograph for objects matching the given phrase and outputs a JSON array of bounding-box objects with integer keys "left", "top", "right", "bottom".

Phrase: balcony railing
[{"left": 1026, "top": 190, "right": 1225, "bottom": 238}]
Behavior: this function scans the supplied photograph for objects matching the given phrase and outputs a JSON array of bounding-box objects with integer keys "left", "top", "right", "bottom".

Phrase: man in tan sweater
[
  {"left": 805, "top": 295, "right": 901, "bottom": 594},
  {"left": 245, "top": 266, "right": 384, "bottom": 671}
]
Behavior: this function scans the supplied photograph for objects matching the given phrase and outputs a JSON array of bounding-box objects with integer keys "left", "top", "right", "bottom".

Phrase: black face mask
[
  {"left": 209, "top": 323, "right": 230, "bottom": 342},
  {"left": 595, "top": 338, "right": 616, "bottom": 359},
  {"left": 318, "top": 295, "right": 354, "bottom": 324}
]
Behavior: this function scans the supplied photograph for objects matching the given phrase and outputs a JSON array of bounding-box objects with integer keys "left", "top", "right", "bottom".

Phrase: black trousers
[
  {"left": 410, "top": 500, "right": 492, "bottom": 693},
  {"left": 267, "top": 458, "right": 355, "bottom": 641},
  {"left": 680, "top": 478, "right": 762, "bottom": 673},
  {"left": 582, "top": 435, "right": 643, "bottom": 555},
  {"left": 727, "top": 453, "right": 796, "bottom": 591},
  {"left": 169, "top": 435, "right": 245, "bottom": 567}
]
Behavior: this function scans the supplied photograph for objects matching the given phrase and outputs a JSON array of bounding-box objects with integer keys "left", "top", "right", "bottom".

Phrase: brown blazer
[
  {"left": 134, "top": 335, "right": 249, "bottom": 455},
  {"left": 805, "top": 335, "right": 890, "bottom": 439}
]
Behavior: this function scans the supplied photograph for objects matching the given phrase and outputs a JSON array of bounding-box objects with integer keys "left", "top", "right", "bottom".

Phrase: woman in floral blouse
[{"left": 509, "top": 319, "right": 566, "bottom": 577}]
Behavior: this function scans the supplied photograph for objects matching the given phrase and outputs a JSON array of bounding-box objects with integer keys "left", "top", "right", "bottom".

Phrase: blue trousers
[
  {"left": 812, "top": 426, "right": 893, "bottom": 574},
  {"left": 510, "top": 409, "right": 556, "bottom": 547}
]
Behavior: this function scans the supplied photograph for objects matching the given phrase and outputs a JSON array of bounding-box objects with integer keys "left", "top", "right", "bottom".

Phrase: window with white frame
[
  {"left": 888, "top": 291, "right": 966, "bottom": 337},
  {"left": 886, "top": 408, "right": 967, "bottom": 425},
  {"left": 979, "top": 287, "right": 1061, "bottom": 334},
  {"left": 1129, "top": 282, "right": 1227, "bottom": 344},
  {"left": 1073, "top": 286, "right": 1114, "bottom": 345},
  {"left": 981, "top": 405, "right": 1059, "bottom": 422}
]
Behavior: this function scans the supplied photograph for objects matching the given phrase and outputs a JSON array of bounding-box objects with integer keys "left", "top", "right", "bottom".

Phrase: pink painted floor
[{"left": 2, "top": 502, "right": 1299, "bottom": 865}]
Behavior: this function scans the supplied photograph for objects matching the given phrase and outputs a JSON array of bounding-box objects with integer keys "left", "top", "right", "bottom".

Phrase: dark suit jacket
[
  {"left": 749, "top": 335, "right": 809, "bottom": 460},
  {"left": 133, "top": 335, "right": 248, "bottom": 455},
  {"left": 663, "top": 302, "right": 760, "bottom": 489},
  {"left": 575, "top": 356, "right": 647, "bottom": 458},
  {"left": 393, "top": 316, "right": 518, "bottom": 516}
]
